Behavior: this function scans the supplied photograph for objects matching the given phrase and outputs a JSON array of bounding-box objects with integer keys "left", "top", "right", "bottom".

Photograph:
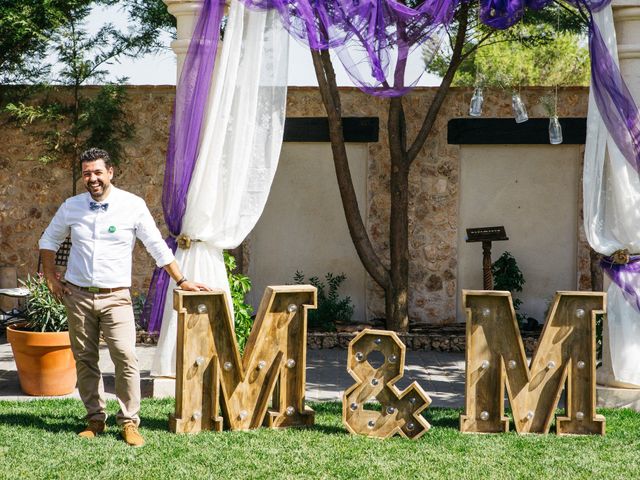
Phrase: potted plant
[{"left": 6, "top": 274, "right": 76, "bottom": 396}]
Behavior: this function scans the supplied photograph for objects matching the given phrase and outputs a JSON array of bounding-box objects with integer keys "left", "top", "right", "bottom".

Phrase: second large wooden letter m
[
  {"left": 170, "top": 286, "right": 317, "bottom": 433},
  {"left": 460, "top": 290, "right": 606, "bottom": 435}
]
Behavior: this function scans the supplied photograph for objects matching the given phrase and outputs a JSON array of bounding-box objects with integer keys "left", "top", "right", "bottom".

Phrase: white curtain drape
[
  {"left": 152, "top": 2, "right": 290, "bottom": 377},
  {"left": 583, "top": 6, "right": 640, "bottom": 387}
]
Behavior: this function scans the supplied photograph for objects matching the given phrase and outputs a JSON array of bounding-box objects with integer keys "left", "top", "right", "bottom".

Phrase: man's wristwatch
[{"left": 176, "top": 277, "right": 187, "bottom": 287}]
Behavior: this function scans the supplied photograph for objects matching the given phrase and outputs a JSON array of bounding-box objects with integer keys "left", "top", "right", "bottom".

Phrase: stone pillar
[{"left": 164, "top": 0, "right": 204, "bottom": 82}]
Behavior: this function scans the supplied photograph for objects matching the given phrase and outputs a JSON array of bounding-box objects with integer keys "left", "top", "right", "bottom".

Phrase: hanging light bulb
[
  {"left": 469, "top": 6, "right": 485, "bottom": 119},
  {"left": 469, "top": 87, "right": 484, "bottom": 117},
  {"left": 512, "top": 92, "right": 528, "bottom": 123},
  {"left": 549, "top": 116, "right": 563, "bottom": 144},
  {"left": 549, "top": 11, "right": 563, "bottom": 145}
]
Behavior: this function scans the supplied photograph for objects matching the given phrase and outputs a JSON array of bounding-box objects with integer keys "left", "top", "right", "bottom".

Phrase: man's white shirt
[{"left": 39, "top": 186, "right": 174, "bottom": 288}]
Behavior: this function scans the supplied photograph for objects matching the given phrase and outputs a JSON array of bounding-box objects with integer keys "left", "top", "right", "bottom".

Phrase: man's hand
[
  {"left": 179, "top": 280, "right": 213, "bottom": 292},
  {"left": 163, "top": 260, "right": 213, "bottom": 292},
  {"left": 40, "top": 249, "right": 70, "bottom": 302},
  {"left": 45, "top": 274, "right": 70, "bottom": 302}
]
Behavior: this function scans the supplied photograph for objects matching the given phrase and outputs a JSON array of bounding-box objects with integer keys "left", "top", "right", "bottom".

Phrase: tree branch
[
  {"left": 407, "top": 1, "right": 471, "bottom": 163},
  {"left": 310, "top": 48, "right": 390, "bottom": 289}
]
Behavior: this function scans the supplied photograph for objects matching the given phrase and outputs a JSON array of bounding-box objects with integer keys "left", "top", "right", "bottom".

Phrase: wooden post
[{"left": 481, "top": 241, "right": 493, "bottom": 290}]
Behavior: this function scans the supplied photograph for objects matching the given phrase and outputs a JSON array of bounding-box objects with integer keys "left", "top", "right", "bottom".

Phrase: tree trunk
[
  {"left": 386, "top": 158, "right": 410, "bottom": 330},
  {"left": 387, "top": 96, "right": 410, "bottom": 331},
  {"left": 310, "top": 48, "right": 390, "bottom": 293}
]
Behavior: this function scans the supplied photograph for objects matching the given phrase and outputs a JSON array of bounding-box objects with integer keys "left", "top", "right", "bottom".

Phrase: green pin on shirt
[{"left": 108, "top": 226, "right": 116, "bottom": 233}]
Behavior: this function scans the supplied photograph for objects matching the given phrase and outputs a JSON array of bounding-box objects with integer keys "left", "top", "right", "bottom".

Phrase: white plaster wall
[
  {"left": 457, "top": 145, "right": 581, "bottom": 323},
  {"left": 246, "top": 143, "right": 368, "bottom": 322}
]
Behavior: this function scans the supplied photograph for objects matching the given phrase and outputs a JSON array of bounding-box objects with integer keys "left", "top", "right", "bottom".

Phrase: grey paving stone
[{"left": 0, "top": 337, "right": 466, "bottom": 408}]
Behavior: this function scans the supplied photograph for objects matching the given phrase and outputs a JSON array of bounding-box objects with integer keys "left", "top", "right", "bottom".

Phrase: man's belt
[{"left": 67, "top": 282, "right": 129, "bottom": 294}]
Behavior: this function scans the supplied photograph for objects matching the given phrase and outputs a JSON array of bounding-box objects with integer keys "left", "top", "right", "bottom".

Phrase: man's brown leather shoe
[
  {"left": 121, "top": 422, "right": 145, "bottom": 447},
  {"left": 78, "top": 419, "right": 105, "bottom": 439}
]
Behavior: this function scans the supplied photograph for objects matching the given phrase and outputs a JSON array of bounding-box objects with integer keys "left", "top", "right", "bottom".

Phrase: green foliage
[
  {"left": 131, "top": 290, "right": 147, "bottom": 331},
  {"left": 1, "top": 0, "right": 175, "bottom": 85},
  {"left": 293, "top": 271, "right": 354, "bottom": 331},
  {"left": 119, "top": 0, "right": 177, "bottom": 46},
  {"left": 3, "top": 4, "right": 142, "bottom": 193},
  {"left": 0, "top": 0, "right": 88, "bottom": 84},
  {"left": 492, "top": 251, "right": 525, "bottom": 292},
  {"left": 224, "top": 251, "right": 253, "bottom": 353},
  {"left": 427, "top": 4, "right": 590, "bottom": 87},
  {"left": 19, "top": 274, "right": 68, "bottom": 333},
  {"left": 492, "top": 251, "right": 526, "bottom": 323},
  {"left": 81, "top": 83, "right": 134, "bottom": 164}
]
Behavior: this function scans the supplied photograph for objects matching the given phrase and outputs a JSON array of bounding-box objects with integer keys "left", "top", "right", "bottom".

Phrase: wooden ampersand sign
[
  {"left": 343, "top": 329, "right": 431, "bottom": 439},
  {"left": 170, "top": 286, "right": 317, "bottom": 433},
  {"left": 460, "top": 290, "right": 606, "bottom": 435}
]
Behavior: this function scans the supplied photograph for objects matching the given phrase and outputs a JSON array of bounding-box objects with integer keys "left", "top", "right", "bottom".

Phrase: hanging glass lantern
[
  {"left": 549, "top": 116, "right": 563, "bottom": 144},
  {"left": 512, "top": 93, "right": 528, "bottom": 123},
  {"left": 469, "top": 87, "right": 483, "bottom": 117}
]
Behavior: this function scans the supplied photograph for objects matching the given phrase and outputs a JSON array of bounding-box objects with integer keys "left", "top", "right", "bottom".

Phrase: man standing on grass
[{"left": 39, "top": 147, "right": 211, "bottom": 447}]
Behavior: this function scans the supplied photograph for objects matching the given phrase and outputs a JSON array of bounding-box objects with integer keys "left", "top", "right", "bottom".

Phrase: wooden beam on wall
[
  {"left": 448, "top": 118, "right": 587, "bottom": 145},
  {"left": 284, "top": 117, "right": 379, "bottom": 143}
]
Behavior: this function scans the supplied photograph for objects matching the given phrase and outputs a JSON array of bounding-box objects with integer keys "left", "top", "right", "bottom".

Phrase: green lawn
[{"left": 0, "top": 400, "right": 639, "bottom": 479}]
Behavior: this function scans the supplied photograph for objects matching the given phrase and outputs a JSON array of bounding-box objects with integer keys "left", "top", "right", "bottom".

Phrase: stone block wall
[{"left": 0, "top": 85, "right": 592, "bottom": 326}]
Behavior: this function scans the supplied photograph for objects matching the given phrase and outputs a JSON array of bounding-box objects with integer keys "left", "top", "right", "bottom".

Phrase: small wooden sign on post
[{"left": 465, "top": 226, "right": 509, "bottom": 290}]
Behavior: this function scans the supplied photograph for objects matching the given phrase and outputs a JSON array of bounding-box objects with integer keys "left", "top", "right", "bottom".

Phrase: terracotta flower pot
[{"left": 7, "top": 324, "right": 77, "bottom": 396}]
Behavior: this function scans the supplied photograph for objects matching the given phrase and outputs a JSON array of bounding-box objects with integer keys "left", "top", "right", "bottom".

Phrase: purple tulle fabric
[
  {"left": 141, "top": 0, "right": 226, "bottom": 333},
  {"left": 480, "top": 0, "right": 553, "bottom": 30},
  {"left": 243, "top": 0, "right": 460, "bottom": 96},
  {"left": 144, "top": 0, "right": 640, "bottom": 330},
  {"left": 586, "top": 10, "right": 640, "bottom": 173},
  {"left": 601, "top": 256, "right": 640, "bottom": 312}
]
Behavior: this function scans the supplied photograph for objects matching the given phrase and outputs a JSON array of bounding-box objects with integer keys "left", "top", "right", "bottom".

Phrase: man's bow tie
[{"left": 89, "top": 201, "right": 109, "bottom": 211}]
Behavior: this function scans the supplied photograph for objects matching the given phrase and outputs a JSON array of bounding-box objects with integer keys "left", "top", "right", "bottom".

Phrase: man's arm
[
  {"left": 135, "top": 200, "right": 212, "bottom": 292},
  {"left": 40, "top": 249, "right": 71, "bottom": 301},
  {"left": 162, "top": 260, "right": 212, "bottom": 292},
  {"left": 39, "top": 202, "right": 71, "bottom": 301}
]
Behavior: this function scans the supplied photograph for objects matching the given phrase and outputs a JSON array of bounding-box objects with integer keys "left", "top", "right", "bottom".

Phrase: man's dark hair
[{"left": 80, "top": 148, "right": 112, "bottom": 168}]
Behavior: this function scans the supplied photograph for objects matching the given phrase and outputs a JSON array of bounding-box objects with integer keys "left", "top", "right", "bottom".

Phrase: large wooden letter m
[
  {"left": 460, "top": 290, "right": 606, "bottom": 435},
  {"left": 170, "top": 286, "right": 317, "bottom": 433}
]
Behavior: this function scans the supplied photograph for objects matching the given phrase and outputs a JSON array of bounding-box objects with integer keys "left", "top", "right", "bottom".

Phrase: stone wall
[{"left": 0, "top": 85, "right": 592, "bottom": 326}]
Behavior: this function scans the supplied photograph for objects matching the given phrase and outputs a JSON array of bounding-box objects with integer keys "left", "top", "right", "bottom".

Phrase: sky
[{"left": 87, "top": 5, "right": 442, "bottom": 87}]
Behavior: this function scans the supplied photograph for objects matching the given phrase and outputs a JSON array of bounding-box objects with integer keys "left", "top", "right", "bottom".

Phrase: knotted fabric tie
[
  {"left": 89, "top": 201, "right": 109, "bottom": 211},
  {"left": 601, "top": 251, "right": 640, "bottom": 313}
]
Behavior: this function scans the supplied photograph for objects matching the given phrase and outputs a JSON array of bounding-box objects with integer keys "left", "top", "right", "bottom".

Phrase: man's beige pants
[{"left": 63, "top": 285, "right": 140, "bottom": 426}]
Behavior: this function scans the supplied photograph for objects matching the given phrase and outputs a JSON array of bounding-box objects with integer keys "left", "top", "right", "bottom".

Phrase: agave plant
[{"left": 19, "top": 274, "right": 68, "bottom": 332}]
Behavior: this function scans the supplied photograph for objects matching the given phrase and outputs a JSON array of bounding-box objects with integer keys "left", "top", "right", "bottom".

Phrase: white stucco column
[
  {"left": 613, "top": 0, "right": 640, "bottom": 97},
  {"left": 164, "top": 0, "right": 204, "bottom": 81}
]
